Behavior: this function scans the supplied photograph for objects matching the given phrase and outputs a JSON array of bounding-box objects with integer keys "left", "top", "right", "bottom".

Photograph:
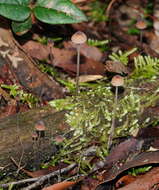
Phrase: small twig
[
  {"left": 0, "top": 164, "right": 11, "bottom": 170},
  {"left": 10, "top": 157, "right": 26, "bottom": 174},
  {"left": 106, "top": 0, "right": 119, "bottom": 18},
  {"left": 0, "top": 163, "right": 77, "bottom": 189}
]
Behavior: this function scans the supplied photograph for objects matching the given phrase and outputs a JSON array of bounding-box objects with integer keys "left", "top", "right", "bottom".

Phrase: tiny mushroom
[
  {"left": 71, "top": 31, "right": 87, "bottom": 44},
  {"left": 35, "top": 120, "right": 46, "bottom": 138},
  {"left": 135, "top": 19, "right": 147, "bottom": 43},
  {"left": 108, "top": 75, "right": 124, "bottom": 149},
  {"left": 32, "top": 132, "right": 38, "bottom": 141},
  {"left": 135, "top": 19, "right": 147, "bottom": 30},
  {"left": 111, "top": 75, "right": 124, "bottom": 86},
  {"left": 71, "top": 31, "right": 87, "bottom": 94}
]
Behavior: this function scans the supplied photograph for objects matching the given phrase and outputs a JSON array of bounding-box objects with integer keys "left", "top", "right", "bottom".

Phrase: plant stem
[
  {"left": 107, "top": 86, "right": 118, "bottom": 149},
  {"left": 76, "top": 45, "right": 81, "bottom": 94}
]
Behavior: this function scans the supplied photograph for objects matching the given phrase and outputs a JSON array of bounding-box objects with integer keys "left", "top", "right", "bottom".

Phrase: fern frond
[
  {"left": 132, "top": 55, "right": 159, "bottom": 79},
  {"left": 87, "top": 38, "right": 109, "bottom": 47},
  {"left": 109, "top": 48, "right": 137, "bottom": 65}
]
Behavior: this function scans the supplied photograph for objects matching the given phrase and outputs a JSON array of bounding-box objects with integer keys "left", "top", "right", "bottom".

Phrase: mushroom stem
[
  {"left": 107, "top": 86, "right": 118, "bottom": 149},
  {"left": 76, "top": 45, "right": 81, "bottom": 94},
  {"left": 140, "top": 30, "right": 143, "bottom": 44}
]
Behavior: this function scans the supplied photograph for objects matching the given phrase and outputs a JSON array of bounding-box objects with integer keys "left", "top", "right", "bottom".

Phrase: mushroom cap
[
  {"left": 71, "top": 31, "right": 87, "bottom": 44},
  {"left": 35, "top": 121, "right": 46, "bottom": 131},
  {"left": 111, "top": 75, "right": 124, "bottom": 86},
  {"left": 135, "top": 20, "right": 147, "bottom": 30},
  {"left": 32, "top": 132, "right": 38, "bottom": 139}
]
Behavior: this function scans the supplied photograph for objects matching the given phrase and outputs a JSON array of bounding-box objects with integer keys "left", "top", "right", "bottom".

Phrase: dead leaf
[
  {"left": 22, "top": 41, "right": 50, "bottom": 60},
  {"left": 116, "top": 175, "right": 136, "bottom": 188},
  {"left": 21, "top": 163, "right": 68, "bottom": 178},
  {"left": 52, "top": 47, "right": 105, "bottom": 76},
  {"left": 64, "top": 41, "right": 103, "bottom": 62},
  {"left": 69, "top": 75, "right": 103, "bottom": 83},
  {"left": 96, "top": 151, "right": 159, "bottom": 190},
  {"left": 42, "top": 181, "right": 76, "bottom": 190},
  {"left": 105, "top": 61, "right": 130, "bottom": 75},
  {"left": 23, "top": 41, "right": 104, "bottom": 76},
  {"left": 117, "top": 167, "right": 159, "bottom": 190}
]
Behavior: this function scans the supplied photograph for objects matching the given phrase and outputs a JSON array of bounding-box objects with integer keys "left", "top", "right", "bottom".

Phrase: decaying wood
[
  {"left": 0, "top": 19, "right": 64, "bottom": 101},
  {"left": 0, "top": 106, "right": 68, "bottom": 168}
]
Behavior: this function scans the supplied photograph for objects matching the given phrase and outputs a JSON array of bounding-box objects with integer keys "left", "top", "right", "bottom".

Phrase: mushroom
[
  {"left": 135, "top": 19, "right": 147, "bottom": 44},
  {"left": 32, "top": 132, "right": 38, "bottom": 141},
  {"left": 107, "top": 75, "right": 124, "bottom": 149},
  {"left": 71, "top": 31, "right": 87, "bottom": 94},
  {"left": 35, "top": 120, "right": 46, "bottom": 138}
]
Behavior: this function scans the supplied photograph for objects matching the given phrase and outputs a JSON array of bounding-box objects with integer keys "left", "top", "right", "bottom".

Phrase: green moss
[{"left": 48, "top": 54, "right": 159, "bottom": 174}]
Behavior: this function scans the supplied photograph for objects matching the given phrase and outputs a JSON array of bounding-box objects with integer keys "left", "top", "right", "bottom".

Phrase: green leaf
[
  {"left": 0, "top": 0, "right": 30, "bottom": 6},
  {"left": 49, "top": 0, "right": 87, "bottom": 21},
  {"left": 11, "top": 17, "right": 32, "bottom": 35},
  {"left": 0, "top": 4, "right": 30, "bottom": 21},
  {"left": 35, "top": 0, "right": 87, "bottom": 23},
  {"left": 34, "top": 6, "right": 83, "bottom": 24}
]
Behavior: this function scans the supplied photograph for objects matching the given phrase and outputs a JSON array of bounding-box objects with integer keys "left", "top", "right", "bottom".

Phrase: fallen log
[{"left": 0, "top": 106, "right": 68, "bottom": 169}]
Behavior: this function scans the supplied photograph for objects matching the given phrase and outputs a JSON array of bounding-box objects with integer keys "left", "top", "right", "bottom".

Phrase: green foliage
[
  {"left": 35, "top": 36, "right": 63, "bottom": 45},
  {"left": 127, "top": 28, "right": 140, "bottom": 35},
  {"left": 132, "top": 55, "right": 159, "bottom": 79},
  {"left": 88, "top": 1, "right": 108, "bottom": 22},
  {"left": 38, "top": 63, "right": 59, "bottom": 77},
  {"left": 87, "top": 38, "right": 109, "bottom": 52},
  {"left": 0, "top": 0, "right": 87, "bottom": 35},
  {"left": 11, "top": 17, "right": 32, "bottom": 35},
  {"left": 128, "top": 166, "right": 152, "bottom": 176},
  {"left": 109, "top": 48, "right": 137, "bottom": 65},
  {"left": 38, "top": 63, "right": 77, "bottom": 92},
  {"left": 50, "top": 75, "right": 159, "bottom": 156},
  {"left": 1, "top": 84, "right": 38, "bottom": 108},
  {"left": 50, "top": 83, "right": 152, "bottom": 144},
  {"left": 87, "top": 39, "right": 109, "bottom": 47},
  {"left": 49, "top": 70, "right": 159, "bottom": 172}
]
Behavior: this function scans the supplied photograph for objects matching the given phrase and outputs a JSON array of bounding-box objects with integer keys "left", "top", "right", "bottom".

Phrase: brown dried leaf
[
  {"left": 117, "top": 167, "right": 159, "bottom": 190},
  {"left": 42, "top": 181, "right": 76, "bottom": 190},
  {"left": 22, "top": 41, "right": 50, "bottom": 60},
  {"left": 52, "top": 47, "right": 104, "bottom": 75},
  {"left": 22, "top": 163, "right": 68, "bottom": 178},
  {"left": 105, "top": 61, "right": 130, "bottom": 75},
  {"left": 116, "top": 175, "right": 136, "bottom": 188},
  {"left": 96, "top": 151, "right": 159, "bottom": 190},
  {"left": 64, "top": 41, "right": 103, "bottom": 62}
]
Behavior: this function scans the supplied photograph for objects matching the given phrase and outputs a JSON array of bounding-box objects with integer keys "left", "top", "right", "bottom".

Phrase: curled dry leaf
[
  {"left": 117, "top": 167, "right": 159, "bottom": 190},
  {"left": 95, "top": 151, "right": 159, "bottom": 190},
  {"left": 116, "top": 175, "right": 136, "bottom": 188}
]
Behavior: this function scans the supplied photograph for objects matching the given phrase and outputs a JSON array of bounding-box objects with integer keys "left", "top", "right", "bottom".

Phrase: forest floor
[{"left": 1, "top": 0, "right": 159, "bottom": 190}]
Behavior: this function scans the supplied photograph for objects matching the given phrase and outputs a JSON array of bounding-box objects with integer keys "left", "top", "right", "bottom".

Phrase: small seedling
[
  {"left": 107, "top": 75, "right": 124, "bottom": 149},
  {"left": 71, "top": 31, "right": 87, "bottom": 94}
]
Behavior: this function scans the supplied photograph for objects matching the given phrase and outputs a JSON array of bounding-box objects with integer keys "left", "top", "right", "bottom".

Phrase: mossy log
[{"left": 0, "top": 106, "right": 68, "bottom": 169}]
